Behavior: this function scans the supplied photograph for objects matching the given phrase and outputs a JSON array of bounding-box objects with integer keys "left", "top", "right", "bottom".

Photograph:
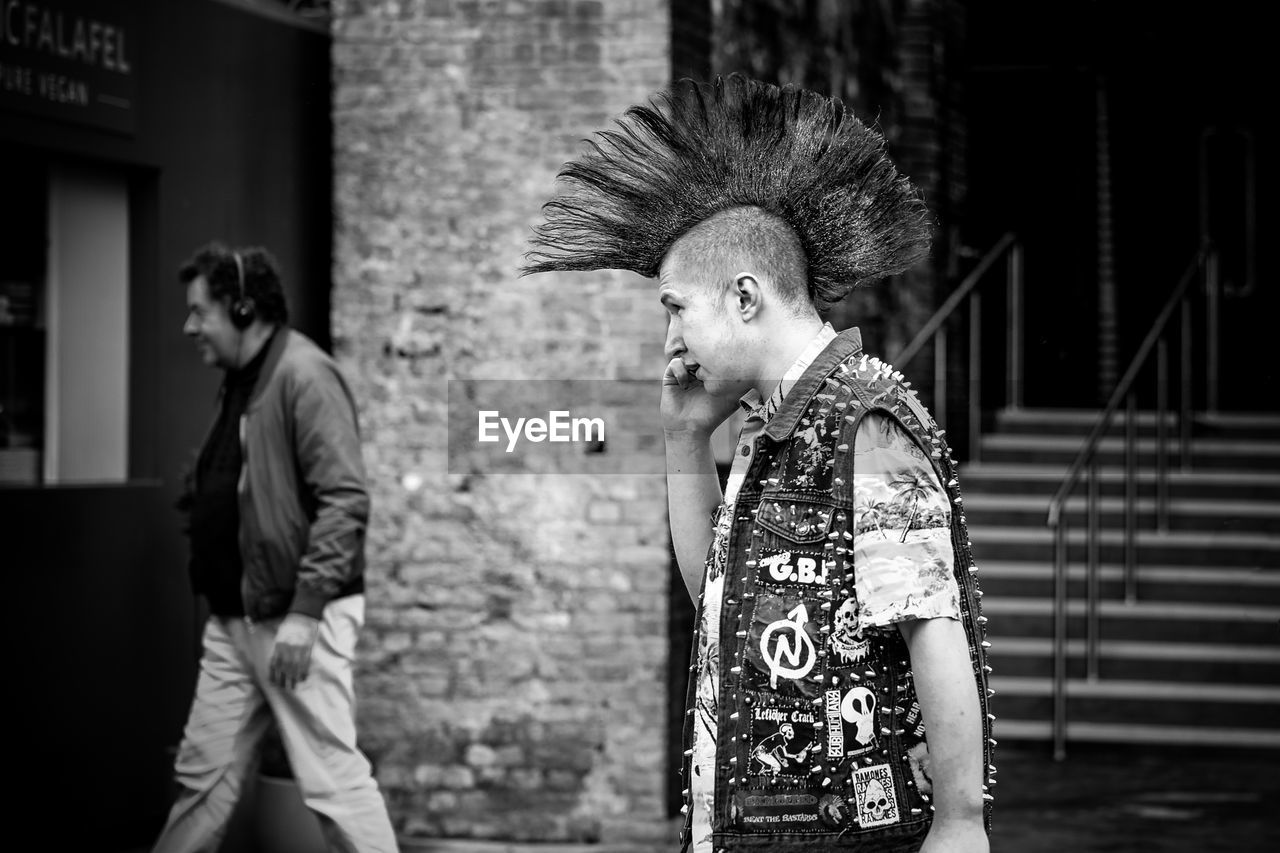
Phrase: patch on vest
[
  {"left": 749, "top": 697, "right": 819, "bottom": 781},
  {"left": 853, "top": 763, "right": 902, "bottom": 828},
  {"left": 755, "top": 547, "right": 830, "bottom": 589},
  {"left": 824, "top": 687, "right": 878, "bottom": 760},
  {"left": 733, "top": 790, "right": 825, "bottom": 834},
  {"left": 745, "top": 594, "right": 824, "bottom": 698},
  {"left": 827, "top": 596, "right": 871, "bottom": 665}
]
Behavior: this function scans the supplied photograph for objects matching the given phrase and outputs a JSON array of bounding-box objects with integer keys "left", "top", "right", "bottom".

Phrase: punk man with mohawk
[{"left": 524, "top": 74, "right": 994, "bottom": 852}]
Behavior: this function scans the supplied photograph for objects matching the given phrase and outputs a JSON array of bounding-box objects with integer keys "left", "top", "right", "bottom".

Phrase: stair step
[
  {"left": 993, "top": 408, "right": 1280, "bottom": 440},
  {"left": 983, "top": 597, "right": 1280, "bottom": 620},
  {"left": 990, "top": 676, "right": 1280, "bottom": 728},
  {"left": 1197, "top": 411, "right": 1280, "bottom": 438},
  {"left": 963, "top": 494, "right": 1280, "bottom": 533},
  {"left": 993, "top": 675, "right": 1280, "bottom": 702},
  {"left": 963, "top": 411, "right": 1280, "bottom": 751},
  {"left": 988, "top": 637, "right": 1280, "bottom": 683},
  {"left": 974, "top": 561, "right": 1280, "bottom": 605},
  {"left": 968, "top": 525, "right": 1279, "bottom": 567},
  {"left": 980, "top": 597, "right": 1280, "bottom": 644},
  {"left": 979, "top": 434, "right": 1280, "bottom": 470},
  {"left": 958, "top": 464, "right": 1280, "bottom": 501},
  {"left": 992, "top": 719, "right": 1280, "bottom": 749}
]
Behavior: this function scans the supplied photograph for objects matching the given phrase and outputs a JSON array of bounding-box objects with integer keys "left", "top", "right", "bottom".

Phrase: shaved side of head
[{"left": 665, "top": 206, "right": 816, "bottom": 316}]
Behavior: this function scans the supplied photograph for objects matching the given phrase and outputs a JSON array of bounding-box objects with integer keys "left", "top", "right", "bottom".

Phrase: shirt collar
[
  {"left": 761, "top": 326, "right": 865, "bottom": 442},
  {"left": 739, "top": 323, "right": 838, "bottom": 422}
]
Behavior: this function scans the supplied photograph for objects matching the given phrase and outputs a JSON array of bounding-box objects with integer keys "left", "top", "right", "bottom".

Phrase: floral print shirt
[
  {"left": 849, "top": 414, "right": 961, "bottom": 630},
  {"left": 690, "top": 323, "right": 837, "bottom": 852}
]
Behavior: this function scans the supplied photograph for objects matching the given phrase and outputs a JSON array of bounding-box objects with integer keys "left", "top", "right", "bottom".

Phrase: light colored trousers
[{"left": 152, "top": 595, "right": 399, "bottom": 853}]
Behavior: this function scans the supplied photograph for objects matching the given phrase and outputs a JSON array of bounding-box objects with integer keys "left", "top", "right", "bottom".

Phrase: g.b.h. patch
[{"left": 755, "top": 547, "right": 830, "bottom": 589}]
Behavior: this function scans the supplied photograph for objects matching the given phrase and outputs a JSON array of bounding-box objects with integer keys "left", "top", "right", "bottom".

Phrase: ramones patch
[
  {"left": 749, "top": 699, "right": 820, "bottom": 781},
  {"left": 852, "top": 763, "right": 902, "bottom": 829},
  {"left": 755, "top": 547, "right": 831, "bottom": 589},
  {"left": 745, "top": 594, "right": 824, "bottom": 699}
]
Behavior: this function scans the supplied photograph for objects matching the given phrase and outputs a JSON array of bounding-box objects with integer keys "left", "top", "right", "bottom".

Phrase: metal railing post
[
  {"left": 1180, "top": 298, "right": 1193, "bottom": 472},
  {"left": 970, "top": 293, "right": 983, "bottom": 463},
  {"left": 1124, "top": 393, "right": 1138, "bottom": 604},
  {"left": 1052, "top": 516, "right": 1069, "bottom": 762},
  {"left": 1086, "top": 462, "right": 1100, "bottom": 681},
  {"left": 894, "top": 233, "right": 1015, "bottom": 370},
  {"left": 1206, "top": 250, "right": 1220, "bottom": 414},
  {"left": 1007, "top": 243, "right": 1024, "bottom": 410},
  {"left": 889, "top": 234, "right": 1017, "bottom": 472},
  {"left": 1045, "top": 246, "right": 1207, "bottom": 753},
  {"left": 1156, "top": 338, "right": 1170, "bottom": 532}
]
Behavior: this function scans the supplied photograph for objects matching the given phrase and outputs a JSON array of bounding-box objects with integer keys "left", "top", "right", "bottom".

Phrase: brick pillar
[
  {"left": 885, "top": 0, "right": 967, "bottom": 361},
  {"left": 332, "top": 0, "right": 675, "bottom": 843}
]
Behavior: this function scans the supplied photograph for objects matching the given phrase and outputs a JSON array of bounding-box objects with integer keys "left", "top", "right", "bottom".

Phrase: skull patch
[
  {"left": 828, "top": 597, "right": 870, "bottom": 664},
  {"left": 841, "top": 686, "right": 877, "bottom": 746},
  {"left": 861, "top": 778, "right": 890, "bottom": 824}
]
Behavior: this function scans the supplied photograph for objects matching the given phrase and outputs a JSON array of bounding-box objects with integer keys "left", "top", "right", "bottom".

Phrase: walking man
[
  {"left": 154, "top": 243, "right": 398, "bottom": 852},
  {"left": 525, "top": 75, "right": 995, "bottom": 852}
]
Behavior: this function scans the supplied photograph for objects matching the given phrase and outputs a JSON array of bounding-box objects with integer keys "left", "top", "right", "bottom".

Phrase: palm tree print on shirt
[{"left": 891, "top": 470, "right": 935, "bottom": 543}]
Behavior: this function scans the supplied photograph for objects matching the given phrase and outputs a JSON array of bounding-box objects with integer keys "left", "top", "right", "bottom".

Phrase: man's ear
[{"left": 733, "top": 273, "right": 762, "bottom": 321}]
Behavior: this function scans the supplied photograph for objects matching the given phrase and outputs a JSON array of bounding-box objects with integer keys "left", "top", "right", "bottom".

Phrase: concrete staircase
[{"left": 960, "top": 408, "right": 1280, "bottom": 750}]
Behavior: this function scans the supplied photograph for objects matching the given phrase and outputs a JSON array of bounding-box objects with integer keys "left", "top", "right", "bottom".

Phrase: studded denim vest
[{"left": 678, "top": 330, "right": 995, "bottom": 852}]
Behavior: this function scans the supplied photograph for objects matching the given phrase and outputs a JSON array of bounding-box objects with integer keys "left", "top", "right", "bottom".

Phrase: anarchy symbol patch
[{"left": 760, "top": 603, "right": 817, "bottom": 689}]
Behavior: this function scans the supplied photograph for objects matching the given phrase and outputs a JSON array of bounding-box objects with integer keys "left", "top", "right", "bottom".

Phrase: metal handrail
[
  {"left": 893, "top": 232, "right": 1023, "bottom": 459},
  {"left": 896, "top": 232, "right": 1017, "bottom": 365},
  {"left": 1044, "top": 242, "right": 1217, "bottom": 761}
]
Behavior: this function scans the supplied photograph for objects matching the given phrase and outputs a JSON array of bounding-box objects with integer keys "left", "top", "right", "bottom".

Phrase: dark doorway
[{"left": 965, "top": 2, "right": 1275, "bottom": 411}]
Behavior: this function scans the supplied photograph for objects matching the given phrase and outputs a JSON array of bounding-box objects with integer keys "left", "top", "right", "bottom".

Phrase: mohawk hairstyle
[{"left": 521, "top": 73, "right": 933, "bottom": 307}]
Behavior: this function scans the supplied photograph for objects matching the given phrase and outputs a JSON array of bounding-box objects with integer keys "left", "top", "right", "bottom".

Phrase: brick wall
[{"left": 331, "top": 0, "right": 675, "bottom": 843}]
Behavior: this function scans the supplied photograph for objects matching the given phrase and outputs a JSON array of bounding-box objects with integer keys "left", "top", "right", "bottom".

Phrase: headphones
[{"left": 229, "top": 250, "right": 256, "bottom": 330}]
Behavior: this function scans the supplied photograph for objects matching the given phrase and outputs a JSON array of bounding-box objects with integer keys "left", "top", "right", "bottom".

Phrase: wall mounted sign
[{"left": 0, "top": 0, "right": 138, "bottom": 135}]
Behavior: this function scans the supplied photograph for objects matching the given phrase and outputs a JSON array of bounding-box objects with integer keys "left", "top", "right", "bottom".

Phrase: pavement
[
  {"left": 987, "top": 743, "right": 1278, "bottom": 852},
  {"left": 397, "top": 744, "right": 1279, "bottom": 853},
  {"left": 120, "top": 743, "right": 1278, "bottom": 852}
]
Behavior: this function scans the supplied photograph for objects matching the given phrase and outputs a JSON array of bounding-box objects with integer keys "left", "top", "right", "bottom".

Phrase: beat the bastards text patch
[
  {"left": 733, "top": 789, "right": 858, "bottom": 833},
  {"left": 733, "top": 790, "right": 823, "bottom": 833}
]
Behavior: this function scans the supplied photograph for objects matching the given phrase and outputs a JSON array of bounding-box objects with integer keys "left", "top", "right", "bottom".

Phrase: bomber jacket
[
  {"left": 679, "top": 328, "right": 994, "bottom": 852},
  {"left": 182, "top": 328, "right": 369, "bottom": 621}
]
